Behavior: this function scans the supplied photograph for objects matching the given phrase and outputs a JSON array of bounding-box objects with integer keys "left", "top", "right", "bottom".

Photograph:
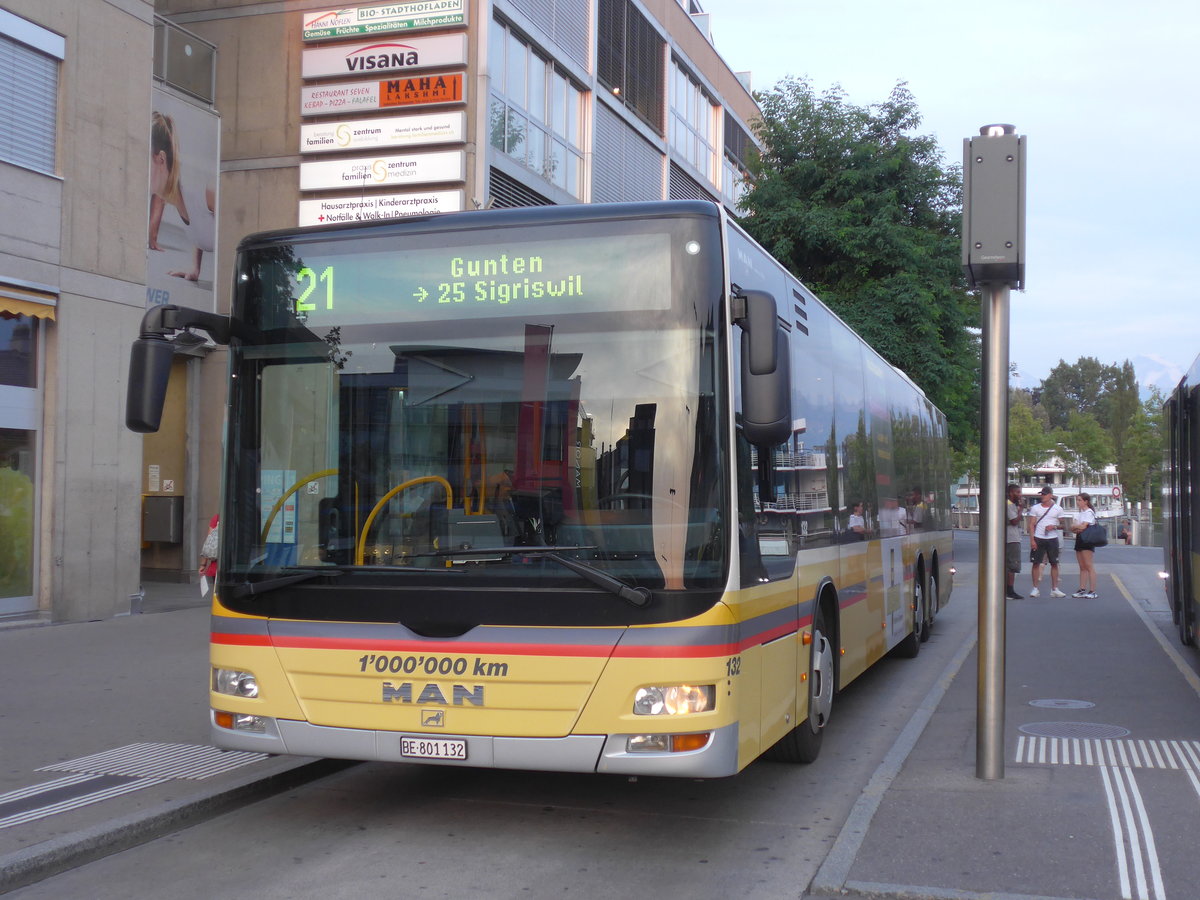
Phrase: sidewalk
[
  {"left": 0, "top": 582, "right": 346, "bottom": 893},
  {"left": 810, "top": 539, "right": 1200, "bottom": 900}
]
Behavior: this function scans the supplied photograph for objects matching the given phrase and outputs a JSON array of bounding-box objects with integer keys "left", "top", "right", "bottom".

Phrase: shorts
[
  {"left": 1006, "top": 542, "right": 1021, "bottom": 574},
  {"left": 1031, "top": 538, "right": 1060, "bottom": 566},
  {"left": 1075, "top": 540, "right": 1096, "bottom": 554}
]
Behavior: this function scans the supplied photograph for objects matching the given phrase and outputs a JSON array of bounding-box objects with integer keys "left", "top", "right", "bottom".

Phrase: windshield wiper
[
  {"left": 229, "top": 568, "right": 344, "bottom": 599},
  {"left": 434, "top": 545, "right": 652, "bottom": 608}
]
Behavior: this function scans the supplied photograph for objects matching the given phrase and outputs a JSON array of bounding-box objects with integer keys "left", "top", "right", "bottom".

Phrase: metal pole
[{"left": 977, "top": 282, "right": 1010, "bottom": 779}]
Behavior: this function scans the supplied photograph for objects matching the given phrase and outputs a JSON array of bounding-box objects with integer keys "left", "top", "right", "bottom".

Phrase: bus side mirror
[
  {"left": 126, "top": 336, "right": 175, "bottom": 433},
  {"left": 741, "top": 290, "right": 779, "bottom": 375},
  {"left": 737, "top": 291, "right": 792, "bottom": 447}
]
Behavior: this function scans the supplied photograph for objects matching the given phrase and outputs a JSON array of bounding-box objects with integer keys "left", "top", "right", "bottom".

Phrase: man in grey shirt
[{"left": 1005, "top": 483, "right": 1023, "bottom": 600}]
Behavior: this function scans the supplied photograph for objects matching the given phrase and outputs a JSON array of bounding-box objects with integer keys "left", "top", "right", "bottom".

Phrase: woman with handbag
[{"left": 1070, "top": 493, "right": 1099, "bottom": 598}]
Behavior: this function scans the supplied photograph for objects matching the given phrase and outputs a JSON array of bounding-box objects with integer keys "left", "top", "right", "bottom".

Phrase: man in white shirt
[{"left": 1027, "top": 486, "right": 1066, "bottom": 598}]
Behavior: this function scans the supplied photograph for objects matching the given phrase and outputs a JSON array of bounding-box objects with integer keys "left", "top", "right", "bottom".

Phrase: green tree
[
  {"left": 1120, "top": 388, "right": 1165, "bottom": 507},
  {"left": 1053, "top": 412, "right": 1113, "bottom": 480},
  {"left": 741, "top": 78, "right": 979, "bottom": 450},
  {"left": 1039, "top": 357, "right": 1115, "bottom": 429},
  {"left": 1098, "top": 360, "right": 1140, "bottom": 488},
  {"left": 1009, "top": 401, "right": 1054, "bottom": 478},
  {"left": 952, "top": 440, "right": 980, "bottom": 492}
]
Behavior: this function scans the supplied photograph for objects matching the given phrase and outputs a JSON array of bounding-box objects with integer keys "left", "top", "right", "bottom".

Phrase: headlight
[
  {"left": 213, "top": 710, "right": 269, "bottom": 733},
  {"left": 212, "top": 667, "right": 259, "bottom": 698},
  {"left": 633, "top": 684, "right": 714, "bottom": 716}
]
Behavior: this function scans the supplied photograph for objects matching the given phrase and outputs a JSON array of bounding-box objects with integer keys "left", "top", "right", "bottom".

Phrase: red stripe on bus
[{"left": 212, "top": 620, "right": 810, "bottom": 658}]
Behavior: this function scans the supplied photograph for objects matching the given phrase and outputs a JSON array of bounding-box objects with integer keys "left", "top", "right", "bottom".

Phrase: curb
[{"left": 0, "top": 758, "right": 356, "bottom": 894}]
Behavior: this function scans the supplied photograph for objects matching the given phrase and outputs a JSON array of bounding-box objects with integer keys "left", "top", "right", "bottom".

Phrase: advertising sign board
[
  {"left": 301, "top": 32, "right": 467, "bottom": 79},
  {"left": 301, "top": 73, "right": 464, "bottom": 116},
  {"left": 300, "top": 111, "right": 465, "bottom": 154},
  {"left": 298, "top": 189, "right": 464, "bottom": 226},
  {"left": 299, "top": 149, "right": 464, "bottom": 191},
  {"left": 302, "top": 0, "right": 468, "bottom": 42}
]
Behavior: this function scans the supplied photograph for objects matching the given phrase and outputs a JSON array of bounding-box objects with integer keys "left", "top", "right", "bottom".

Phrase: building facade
[
  {"left": 0, "top": 0, "right": 762, "bottom": 621},
  {"left": 1, "top": 2, "right": 155, "bottom": 622}
]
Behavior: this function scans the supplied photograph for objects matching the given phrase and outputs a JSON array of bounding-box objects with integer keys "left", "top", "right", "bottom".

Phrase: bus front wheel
[{"left": 767, "top": 603, "right": 834, "bottom": 764}]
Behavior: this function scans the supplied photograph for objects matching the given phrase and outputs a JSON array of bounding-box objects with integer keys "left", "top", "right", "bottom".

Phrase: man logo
[{"left": 422, "top": 709, "right": 445, "bottom": 727}]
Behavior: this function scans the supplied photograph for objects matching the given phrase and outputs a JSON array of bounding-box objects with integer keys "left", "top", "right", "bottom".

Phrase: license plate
[{"left": 400, "top": 737, "right": 467, "bottom": 760}]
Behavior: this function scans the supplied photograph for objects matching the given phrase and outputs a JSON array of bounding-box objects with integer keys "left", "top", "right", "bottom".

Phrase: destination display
[
  {"left": 275, "top": 231, "right": 673, "bottom": 327},
  {"left": 302, "top": 0, "right": 467, "bottom": 42}
]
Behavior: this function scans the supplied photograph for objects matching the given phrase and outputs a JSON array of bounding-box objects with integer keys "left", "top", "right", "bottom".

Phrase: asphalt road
[{"left": 6, "top": 539, "right": 981, "bottom": 899}]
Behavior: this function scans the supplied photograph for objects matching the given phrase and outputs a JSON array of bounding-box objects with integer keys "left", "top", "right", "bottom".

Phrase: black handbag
[{"left": 1079, "top": 523, "right": 1108, "bottom": 546}]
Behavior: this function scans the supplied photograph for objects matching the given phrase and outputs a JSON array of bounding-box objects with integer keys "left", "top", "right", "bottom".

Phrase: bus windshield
[{"left": 220, "top": 209, "right": 728, "bottom": 625}]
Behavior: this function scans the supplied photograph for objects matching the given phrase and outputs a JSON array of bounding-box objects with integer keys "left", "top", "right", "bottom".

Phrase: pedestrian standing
[
  {"left": 1070, "top": 492, "right": 1099, "bottom": 598},
  {"left": 1027, "top": 486, "right": 1067, "bottom": 598},
  {"left": 199, "top": 513, "right": 219, "bottom": 593},
  {"left": 1005, "top": 483, "right": 1024, "bottom": 599}
]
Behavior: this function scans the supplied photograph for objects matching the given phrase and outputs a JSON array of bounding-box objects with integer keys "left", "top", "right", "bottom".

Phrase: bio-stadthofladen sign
[
  {"left": 298, "top": 189, "right": 463, "bottom": 226},
  {"left": 301, "top": 32, "right": 466, "bottom": 79},
  {"left": 303, "top": 0, "right": 467, "bottom": 42},
  {"left": 301, "top": 72, "right": 464, "bottom": 116},
  {"left": 300, "top": 111, "right": 464, "bottom": 154},
  {"left": 299, "top": 149, "right": 464, "bottom": 191}
]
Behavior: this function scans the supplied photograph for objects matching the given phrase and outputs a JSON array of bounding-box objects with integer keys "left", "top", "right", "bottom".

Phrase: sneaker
[
  {"left": 1006, "top": 590, "right": 1024, "bottom": 600},
  {"left": 1029, "top": 587, "right": 1040, "bottom": 598},
  {"left": 1085, "top": 591, "right": 1098, "bottom": 599},
  {"left": 1072, "top": 589, "right": 1088, "bottom": 598},
  {"left": 1050, "top": 588, "right": 1067, "bottom": 598}
]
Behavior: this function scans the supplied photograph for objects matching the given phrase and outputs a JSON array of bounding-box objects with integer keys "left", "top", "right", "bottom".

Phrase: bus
[
  {"left": 127, "top": 201, "right": 953, "bottom": 777},
  {"left": 1163, "top": 352, "right": 1200, "bottom": 647}
]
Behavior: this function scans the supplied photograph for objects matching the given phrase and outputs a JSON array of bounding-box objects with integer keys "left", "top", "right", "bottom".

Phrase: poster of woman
[{"left": 146, "top": 88, "right": 220, "bottom": 311}]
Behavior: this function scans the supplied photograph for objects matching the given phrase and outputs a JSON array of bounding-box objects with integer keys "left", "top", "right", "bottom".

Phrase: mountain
[{"left": 1132, "top": 354, "right": 1186, "bottom": 398}]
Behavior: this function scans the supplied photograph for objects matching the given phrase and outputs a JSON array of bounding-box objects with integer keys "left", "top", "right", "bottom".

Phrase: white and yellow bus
[{"left": 127, "top": 200, "right": 952, "bottom": 777}]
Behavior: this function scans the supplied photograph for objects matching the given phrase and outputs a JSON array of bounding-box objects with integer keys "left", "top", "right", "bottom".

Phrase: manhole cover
[
  {"left": 1029, "top": 699, "right": 1095, "bottom": 710},
  {"left": 1019, "top": 722, "right": 1130, "bottom": 739}
]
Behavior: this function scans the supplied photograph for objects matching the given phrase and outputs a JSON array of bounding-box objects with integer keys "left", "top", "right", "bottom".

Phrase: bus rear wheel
[
  {"left": 895, "top": 572, "right": 925, "bottom": 658},
  {"left": 768, "top": 604, "right": 834, "bottom": 764},
  {"left": 1181, "top": 600, "right": 1196, "bottom": 647}
]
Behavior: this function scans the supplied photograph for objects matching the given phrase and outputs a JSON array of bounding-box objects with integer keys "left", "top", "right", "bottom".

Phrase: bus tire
[
  {"left": 1181, "top": 600, "right": 1196, "bottom": 647},
  {"left": 922, "top": 568, "right": 938, "bottom": 641},
  {"left": 895, "top": 569, "right": 925, "bottom": 658},
  {"left": 767, "top": 602, "right": 834, "bottom": 764}
]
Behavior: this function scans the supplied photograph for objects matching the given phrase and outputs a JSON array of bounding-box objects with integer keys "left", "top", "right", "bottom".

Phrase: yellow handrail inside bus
[
  {"left": 356, "top": 475, "right": 453, "bottom": 565},
  {"left": 259, "top": 468, "right": 339, "bottom": 543}
]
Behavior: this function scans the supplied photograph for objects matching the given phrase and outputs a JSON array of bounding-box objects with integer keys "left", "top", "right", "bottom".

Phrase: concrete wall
[{"left": 2, "top": 0, "right": 155, "bottom": 621}]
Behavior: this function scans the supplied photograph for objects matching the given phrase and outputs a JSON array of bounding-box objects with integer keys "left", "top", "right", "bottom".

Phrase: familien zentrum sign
[
  {"left": 303, "top": 0, "right": 467, "bottom": 42},
  {"left": 300, "top": 111, "right": 464, "bottom": 154},
  {"left": 301, "top": 32, "right": 467, "bottom": 79},
  {"left": 299, "top": 149, "right": 464, "bottom": 191},
  {"left": 301, "top": 73, "right": 464, "bottom": 116}
]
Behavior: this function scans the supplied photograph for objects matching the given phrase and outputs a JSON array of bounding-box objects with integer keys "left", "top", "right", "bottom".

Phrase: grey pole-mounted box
[{"left": 962, "top": 125, "right": 1026, "bottom": 289}]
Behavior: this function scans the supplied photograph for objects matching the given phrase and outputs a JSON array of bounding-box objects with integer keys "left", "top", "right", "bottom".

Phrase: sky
[{"left": 696, "top": 0, "right": 1200, "bottom": 394}]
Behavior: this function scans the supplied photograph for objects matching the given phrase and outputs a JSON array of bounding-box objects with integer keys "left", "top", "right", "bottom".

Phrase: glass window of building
[
  {"left": 597, "top": 0, "right": 665, "bottom": 135},
  {"left": 0, "top": 427, "right": 35, "bottom": 604},
  {"left": 0, "top": 314, "right": 38, "bottom": 388},
  {"left": 669, "top": 60, "right": 717, "bottom": 186},
  {"left": 489, "top": 18, "right": 585, "bottom": 199},
  {"left": 722, "top": 112, "right": 755, "bottom": 212},
  {"left": 0, "top": 11, "right": 63, "bottom": 174}
]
